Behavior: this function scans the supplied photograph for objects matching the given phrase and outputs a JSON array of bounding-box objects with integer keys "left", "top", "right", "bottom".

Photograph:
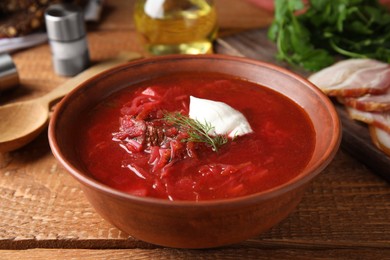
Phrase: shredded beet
[{"left": 112, "top": 87, "right": 200, "bottom": 173}]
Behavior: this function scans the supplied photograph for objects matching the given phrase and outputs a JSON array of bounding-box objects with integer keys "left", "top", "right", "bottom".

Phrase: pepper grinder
[{"left": 45, "top": 3, "right": 90, "bottom": 76}]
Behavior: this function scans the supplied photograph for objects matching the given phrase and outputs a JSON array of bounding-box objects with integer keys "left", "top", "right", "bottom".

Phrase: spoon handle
[{"left": 39, "top": 52, "right": 142, "bottom": 106}]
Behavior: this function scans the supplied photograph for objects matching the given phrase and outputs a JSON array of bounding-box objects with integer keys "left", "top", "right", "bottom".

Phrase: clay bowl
[{"left": 48, "top": 54, "right": 341, "bottom": 249}]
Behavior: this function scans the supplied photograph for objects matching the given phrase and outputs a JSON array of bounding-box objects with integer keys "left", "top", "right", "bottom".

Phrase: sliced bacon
[
  {"left": 308, "top": 59, "right": 390, "bottom": 97},
  {"left": 309, "top": 59, "right": 385, "bottom": 87},
  {"left": 310, "top": 58, "right": 390, "bottom": 156},
  {"left": 346, "top": 107, "right": 390, "bottom": 134},
  {"left": 343, "top": 88, "right": 390, "bottom": 112},
  {"left": 369, "top": 126, "right": 390, "bottom": 157}
]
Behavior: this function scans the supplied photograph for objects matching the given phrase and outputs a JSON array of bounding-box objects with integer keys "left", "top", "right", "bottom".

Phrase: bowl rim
[{"left": 48, "top": 54, "right": 341, "bottom": 208}]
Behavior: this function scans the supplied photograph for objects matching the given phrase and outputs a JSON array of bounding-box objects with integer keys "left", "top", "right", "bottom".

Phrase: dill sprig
[{"left": 164, "top": 112, "right": 228, "bottom": 152}]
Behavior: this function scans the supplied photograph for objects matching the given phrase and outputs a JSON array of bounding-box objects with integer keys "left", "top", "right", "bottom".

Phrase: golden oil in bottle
[{"left": 134, "top": 0, "right": 217, "bottom": 55}]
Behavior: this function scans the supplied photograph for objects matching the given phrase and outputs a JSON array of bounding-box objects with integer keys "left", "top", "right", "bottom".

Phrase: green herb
[
  {"left": 268, "top": 0, "right": 390, "bottom": 71},
  {"left": 164, "top": 112, "right": 228, "bottom": 152}
]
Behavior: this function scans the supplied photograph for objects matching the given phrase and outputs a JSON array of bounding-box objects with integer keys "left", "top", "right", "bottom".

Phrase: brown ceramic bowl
[{"left": 48, "top": 54, "right": 341, "bottom": 249}]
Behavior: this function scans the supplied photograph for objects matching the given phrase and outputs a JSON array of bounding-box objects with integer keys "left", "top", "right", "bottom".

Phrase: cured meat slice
[
  {"left": 347, "top": 107, "right": 390, "bottom": 134},
  {"left": 309, "top": 59, "right": 384, "bottom": 87},
  {"left": 308, "top": 59, "right": 390, "bottom": 97},
  {"left": 369, "top": 126, "right": 390, "bottom": 157},
  {"left": 310, "top": 58, "right": 390, "bottom": 156},
  {"left": 343, "top": 88, "right": 390, "bottom": 112}
]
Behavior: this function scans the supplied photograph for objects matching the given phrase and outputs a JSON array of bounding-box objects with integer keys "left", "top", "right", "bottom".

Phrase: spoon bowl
[
  {"left": 0, "top": 52, "right": 142, "bottom": 153},
  {"left": 0, "top": 100, "right": 48, "bottom": 152}
]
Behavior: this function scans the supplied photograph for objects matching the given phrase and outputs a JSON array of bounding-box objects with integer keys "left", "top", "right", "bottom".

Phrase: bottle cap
[
  {"left": 45, "top": 3, "right": 86, "bottom": 41},
  {"left": 0, "top": 53, "right": 19, "bottom": 92}
]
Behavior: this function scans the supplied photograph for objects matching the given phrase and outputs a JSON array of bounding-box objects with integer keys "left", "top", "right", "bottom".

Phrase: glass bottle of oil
[{"left": 134, "top": 0, "right": 217, "bottom": 55}]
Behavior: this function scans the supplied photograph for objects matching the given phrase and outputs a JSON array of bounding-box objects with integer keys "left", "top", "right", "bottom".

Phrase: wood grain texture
[
  {"left": 1, "top": 0, "right": 390, "bottom": 258},
  {"left": 1, "top": 248, "right": 390, "bottom": 260}
]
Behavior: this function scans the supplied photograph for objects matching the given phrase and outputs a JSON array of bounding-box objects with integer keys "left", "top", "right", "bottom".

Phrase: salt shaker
[
  {"left": 45, "top": 3, "right": 90, "bottom": 76},
  {"left": 0, "top": 53, "right": 19, "bottom": 92}
]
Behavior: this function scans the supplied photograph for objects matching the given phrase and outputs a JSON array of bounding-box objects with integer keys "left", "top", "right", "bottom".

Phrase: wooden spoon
[{"left": 0, "top": 52, "right": 142, "bottom": 153}]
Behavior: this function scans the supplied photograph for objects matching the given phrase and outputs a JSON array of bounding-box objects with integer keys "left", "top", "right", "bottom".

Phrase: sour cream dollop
[{"left": 189, "top": 96, "right": 253, "bottom": 138}]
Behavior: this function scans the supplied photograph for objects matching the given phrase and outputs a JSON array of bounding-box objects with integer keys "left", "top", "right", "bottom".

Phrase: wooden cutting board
[{"left": 215, "top": 28, "right": 390, "bottom": 182}]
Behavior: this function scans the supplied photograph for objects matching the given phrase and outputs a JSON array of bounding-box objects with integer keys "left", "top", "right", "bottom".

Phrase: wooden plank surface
[
  {"left": 0, "top": 247, "right": 389, "bottom": 260},
  {"left": 1, "top": 0, "right": 390, "bottom": 259}
]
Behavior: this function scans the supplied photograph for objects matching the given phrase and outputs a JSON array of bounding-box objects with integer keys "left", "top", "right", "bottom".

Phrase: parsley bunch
[{"left": 268, "top": 0, "right": 390, "bottom": 71}]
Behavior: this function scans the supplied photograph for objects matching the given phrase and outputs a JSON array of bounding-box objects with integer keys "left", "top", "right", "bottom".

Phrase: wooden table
[{"left": 1, "top": 1, "right": 389, "bottom": 259}]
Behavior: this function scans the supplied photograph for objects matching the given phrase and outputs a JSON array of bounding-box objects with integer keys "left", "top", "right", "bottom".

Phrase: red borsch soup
[{"left": 77, "top": 73, "right": 315, "bottom": 201}]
